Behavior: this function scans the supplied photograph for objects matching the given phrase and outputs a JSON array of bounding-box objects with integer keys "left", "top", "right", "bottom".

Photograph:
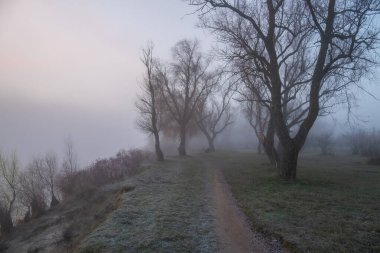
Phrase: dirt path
[
  {"left": 213, "top": 169, "right": 255, "bottom": 253},
  {"left": 203, "top": 157, "right": 287, "bottom": 253}
]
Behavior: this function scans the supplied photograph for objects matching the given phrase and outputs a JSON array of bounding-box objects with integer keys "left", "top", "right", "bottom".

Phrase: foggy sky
[{"left": 0, "top": 0, "right": 379, "bottom": 167}]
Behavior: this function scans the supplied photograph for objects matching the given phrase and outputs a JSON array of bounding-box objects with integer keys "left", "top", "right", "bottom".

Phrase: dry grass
[
  {"left": 209, "top": 151, "right": 380, "bottom": 253},
  {"left": 77, "top": 157, "right": 219, "bottom": 253}
]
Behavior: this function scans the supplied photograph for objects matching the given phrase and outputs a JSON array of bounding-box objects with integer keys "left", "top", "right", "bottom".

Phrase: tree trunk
[
  {"left": 262, "top": 118, "right": 279, "bottom": 166},
  {"left": 31, "top": 197, "right": 46, "bottom": 219},
  {"left": 279, "top": 144, "right": 299, "bottom": 181},
  {"left": 206, "top": 137, "right": 215, "bottom": 153},
  {"left": 257, "top": 142, "right": 262, "bottom": 154},
  {"left": 154, "top": 132, "right": 164, "bottom": 161},
  {"left": 50, "top": 194, "right": 59, "bottom": 208},
  {"left": 178, "top": 126, "right": 187, "bottom": 156}
]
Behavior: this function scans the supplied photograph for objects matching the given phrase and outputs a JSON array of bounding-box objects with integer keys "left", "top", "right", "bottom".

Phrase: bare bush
[{"left": 57, "top": 149, "right": 151, "bottom": 199}]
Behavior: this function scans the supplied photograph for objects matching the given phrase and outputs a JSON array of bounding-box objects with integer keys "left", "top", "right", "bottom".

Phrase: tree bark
[
  {"left": 206, "top": 137, "right": 216, "bottom": 153},
  {"left": 154, "top": 132, "right": 164, "bottom": 161},
  {"left": 262, "top": 118, "right": 279, "bottom": 166},
  {"left": 178, "top": 126, "right": 187, "bottom": 156},
  {"left": 279, "top": 144, "right": 299, "bottom": 181}
]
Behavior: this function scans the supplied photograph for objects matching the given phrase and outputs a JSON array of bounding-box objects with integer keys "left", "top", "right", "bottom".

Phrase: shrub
[{"left": 57, "top": 149, "right": 152, "bottom": 199}]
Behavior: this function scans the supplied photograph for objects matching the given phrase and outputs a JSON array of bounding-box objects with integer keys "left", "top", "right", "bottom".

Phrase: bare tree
[
  {"left": 196, "top": 82, "right": 234, "bottom": 152},
  {"left": 62, "top": 137, "right": 78, "bottom": 176},
  {"left": 0, "top": 151, "right": 19, "bottom": 234},
  {"left": 189, "top": 0, "right": 380, "bottom": 180},
  {"left": 19, "top": 158, "right": 48, "bottom": 219},
  {"left": 36, "top": 152, "right": 59, "bottom": 208},
  {"left": 237, "top": 75, "right": 279, "bottom": 165},
  {"left": 136, "top": 43, "right": 165, "bottom": 161},
  {"left": 158, "top": 39, "right": 216, "bottom": 156},
  {"left": 243, "top": 98, "right": 270, "bottom": 155}
]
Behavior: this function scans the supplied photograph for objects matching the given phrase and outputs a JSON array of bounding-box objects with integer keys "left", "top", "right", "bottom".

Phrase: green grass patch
[{"left": 211, "top": 152, "right": 380, "bottom": 253}]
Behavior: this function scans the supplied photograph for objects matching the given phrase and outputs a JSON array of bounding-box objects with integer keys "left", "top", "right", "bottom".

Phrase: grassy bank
[
  {"left": 77, "top": 157, "right": 219, "bottom": 253},
  {"left": 212, "top": 152, "right": 380, "bottom": 252}
]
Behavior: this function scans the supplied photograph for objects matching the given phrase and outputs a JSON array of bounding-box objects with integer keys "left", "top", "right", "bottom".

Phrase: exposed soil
[
  {"left": 204, "top": 157, "right": 288, "bottom": 253},
  {"left": 213, "top": 169, "right": 256, "bottom": 253}
]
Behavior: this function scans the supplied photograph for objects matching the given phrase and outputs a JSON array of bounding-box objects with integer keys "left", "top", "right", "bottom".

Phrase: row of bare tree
[
  {"left": 183, "top": 0, "right": 380, "bottom": 180},
  {"left": 0, "top": 140, "right": 77, "bottom": 234},
  {"left": 136, "top": 39, "right": 234, "bottom": 160},
  {"left": 137, "top": 0, "right": 379, "bottom": 180}
]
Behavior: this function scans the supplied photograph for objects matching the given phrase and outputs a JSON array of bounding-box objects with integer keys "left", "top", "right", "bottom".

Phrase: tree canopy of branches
[
  {"left": 189, "top": 0, "right": 380, "bottom": 180},
  {"left": 136, "top": 43, "right": 165, "bottom": 161},
  {"left": 195, "top": 81, "right": 234, "bottom": 152},
  {"left": 158, "top": 39, "right": 217, "bottom": 156}
]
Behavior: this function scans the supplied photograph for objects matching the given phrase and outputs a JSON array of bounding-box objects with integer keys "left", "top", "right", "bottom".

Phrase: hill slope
[{"left": 1, "top": 155, "right": 285, "bottom": 253}]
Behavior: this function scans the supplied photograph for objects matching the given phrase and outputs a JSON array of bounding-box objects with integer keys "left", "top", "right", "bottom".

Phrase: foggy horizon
[{"left": 1, "top": 0, "right": 379, "bottom": 167}]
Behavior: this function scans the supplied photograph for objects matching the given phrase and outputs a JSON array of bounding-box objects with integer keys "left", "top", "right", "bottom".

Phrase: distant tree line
[
  {"left": 301, "top": 125, "right": 380, "bottom": 164},
  {"left": 345, "top": 128, "right": 380, "bottom": 163}
]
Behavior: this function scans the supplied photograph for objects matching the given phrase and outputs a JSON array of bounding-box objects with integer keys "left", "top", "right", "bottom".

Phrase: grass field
[
  {"left": 5, "top": 151, "right": 378, "bottom": 252},
  {"left": 210, "top": 151, "right": 380, "bottom": 252},
  {"left": 77, "top": 157, "right": 220, "bottom": 253}
]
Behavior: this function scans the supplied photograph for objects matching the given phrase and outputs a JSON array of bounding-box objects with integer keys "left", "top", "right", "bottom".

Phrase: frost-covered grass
[
  {"left": 211, "top": 151, "right": 380, "bottom": 253},
  {"left": 77, "top": 157, "right": 219, "bottom": 253}
]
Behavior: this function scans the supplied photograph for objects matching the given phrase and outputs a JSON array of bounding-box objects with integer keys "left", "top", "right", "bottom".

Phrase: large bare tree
[
  {"left": 136, "top": 43, "right": 165, "bottom": 161},
  {"left": 158, "top": 39, "right": 216, "bottom": 156},
  {"left": 189, "top": 0, "right": 380, "bottom": 180}
]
